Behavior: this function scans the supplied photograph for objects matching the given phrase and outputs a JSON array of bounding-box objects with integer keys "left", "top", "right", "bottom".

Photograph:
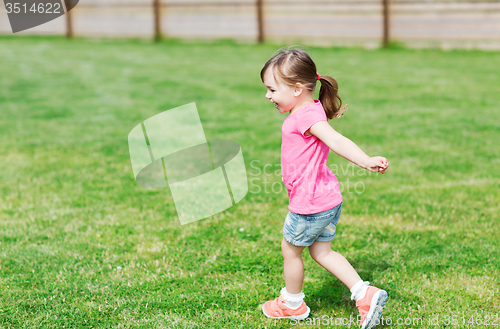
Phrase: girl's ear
[{"left": 294, "top": 83, "right": 304, "bottom": 97}]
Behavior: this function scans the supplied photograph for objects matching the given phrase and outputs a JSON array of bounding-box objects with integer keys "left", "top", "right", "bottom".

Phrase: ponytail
[{"left": 318, "top": 76, "right": 347, "bottom": 120}]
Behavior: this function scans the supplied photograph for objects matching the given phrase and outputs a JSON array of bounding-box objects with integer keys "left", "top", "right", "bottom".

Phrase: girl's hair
[{"left": 260, "top": 46, "right": 347, "bottom": 120}]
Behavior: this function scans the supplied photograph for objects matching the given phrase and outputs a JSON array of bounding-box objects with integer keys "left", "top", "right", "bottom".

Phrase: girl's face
[{"left": 263, "top": 68, "right": 298, "bottom": 114}]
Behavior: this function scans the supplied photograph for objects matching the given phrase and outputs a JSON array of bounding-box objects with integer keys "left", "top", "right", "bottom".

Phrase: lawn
[{"left": 0, "top": 36, "right": 499, "bottom": 328}]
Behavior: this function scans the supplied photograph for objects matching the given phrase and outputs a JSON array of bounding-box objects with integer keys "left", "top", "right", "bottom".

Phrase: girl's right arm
[{"left": 307, "top": 121, "right": 389, "bottom": 173}]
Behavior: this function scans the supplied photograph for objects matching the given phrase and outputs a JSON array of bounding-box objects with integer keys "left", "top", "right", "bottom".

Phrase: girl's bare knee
[
  {"left": 311, "top": 249, "right": 332, "bottom": 264},
  {"left": 308, "top": 241, "right": 332, "bottom": 261}
]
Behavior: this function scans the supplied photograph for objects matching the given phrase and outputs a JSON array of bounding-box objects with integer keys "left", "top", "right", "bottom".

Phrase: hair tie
[{"left": 317, "top": 74, "right": 321, "bottom": 81}]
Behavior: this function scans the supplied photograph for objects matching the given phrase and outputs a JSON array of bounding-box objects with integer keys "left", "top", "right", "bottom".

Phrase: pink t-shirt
[{"left": 281, "top": 99, "right": 342, "bottom": 214}]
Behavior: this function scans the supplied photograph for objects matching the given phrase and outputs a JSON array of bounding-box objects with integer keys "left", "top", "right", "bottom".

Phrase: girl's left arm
[{"left": 308, "top": 121, "right": 389, "bottom": 173}]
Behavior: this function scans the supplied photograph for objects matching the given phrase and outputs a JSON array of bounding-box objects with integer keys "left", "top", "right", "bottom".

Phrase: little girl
[{"left": 260, "top": 47, "right": 389, "bottom": 329}]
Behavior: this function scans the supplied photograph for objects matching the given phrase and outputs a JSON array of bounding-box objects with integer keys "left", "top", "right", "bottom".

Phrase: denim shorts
[{"left": 282, "top": 202, "right": 342, "bottom": 247}]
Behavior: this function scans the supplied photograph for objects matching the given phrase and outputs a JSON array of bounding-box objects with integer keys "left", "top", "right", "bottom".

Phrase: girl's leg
[
  {"left": 308, "top": 242, "right": 388, "bottom": 328},
  {"left": 281, "top": 238, "right": 306, "bottom": 294},
  {"left": 308, "top": 240, "right": 361, "bottom": 289}
]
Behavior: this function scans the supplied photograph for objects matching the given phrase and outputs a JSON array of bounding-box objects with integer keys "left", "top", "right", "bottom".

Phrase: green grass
[{"left": 0, "top": 36, "right": 499, "bottom": 328}]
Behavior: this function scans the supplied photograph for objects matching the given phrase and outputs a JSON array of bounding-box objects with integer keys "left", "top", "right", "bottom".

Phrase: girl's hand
[{"left": 365, "top": 156, "right": 389, "bottom": 174}]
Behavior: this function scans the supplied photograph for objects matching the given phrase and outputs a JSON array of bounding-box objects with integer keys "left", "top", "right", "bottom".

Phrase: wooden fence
[
  {"left": 2, "top": 0, "right": 500, "bottom": 49},
  {"left": 61, "top": 0, "right": 392, "bottom": 46}
]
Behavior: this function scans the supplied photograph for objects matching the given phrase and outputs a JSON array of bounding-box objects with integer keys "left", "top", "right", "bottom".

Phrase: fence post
[
  {"left": 382, "top": 0, "right": 390, "bottom": 47},
  {"left": 65, "top": 0, "right": 73, "bottom": 39},
  {"left": 154, "top": 0, "right": 162, "bottom": 42},
  {"left": 256, "top": 0, "right": 264, "bottom": 43}
]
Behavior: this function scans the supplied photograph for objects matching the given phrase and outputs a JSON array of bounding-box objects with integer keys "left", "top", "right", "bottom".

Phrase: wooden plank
[
  {"left": 154, "top": 0, "right": 162, "bottom": 41},
  {"left": 383, "top": 0, "right": 390, "bottom": 47},
  {"left": 66, "top": 0, "right": 74, "bottom": 38},
  {"left": 256, "top": 0, "right": 264, "bottom": 43}
]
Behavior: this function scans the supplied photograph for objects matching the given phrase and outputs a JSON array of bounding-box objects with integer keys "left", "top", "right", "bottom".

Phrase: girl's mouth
[{"left": 275, "top": 103, "right": 279, "bottom": 109}]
